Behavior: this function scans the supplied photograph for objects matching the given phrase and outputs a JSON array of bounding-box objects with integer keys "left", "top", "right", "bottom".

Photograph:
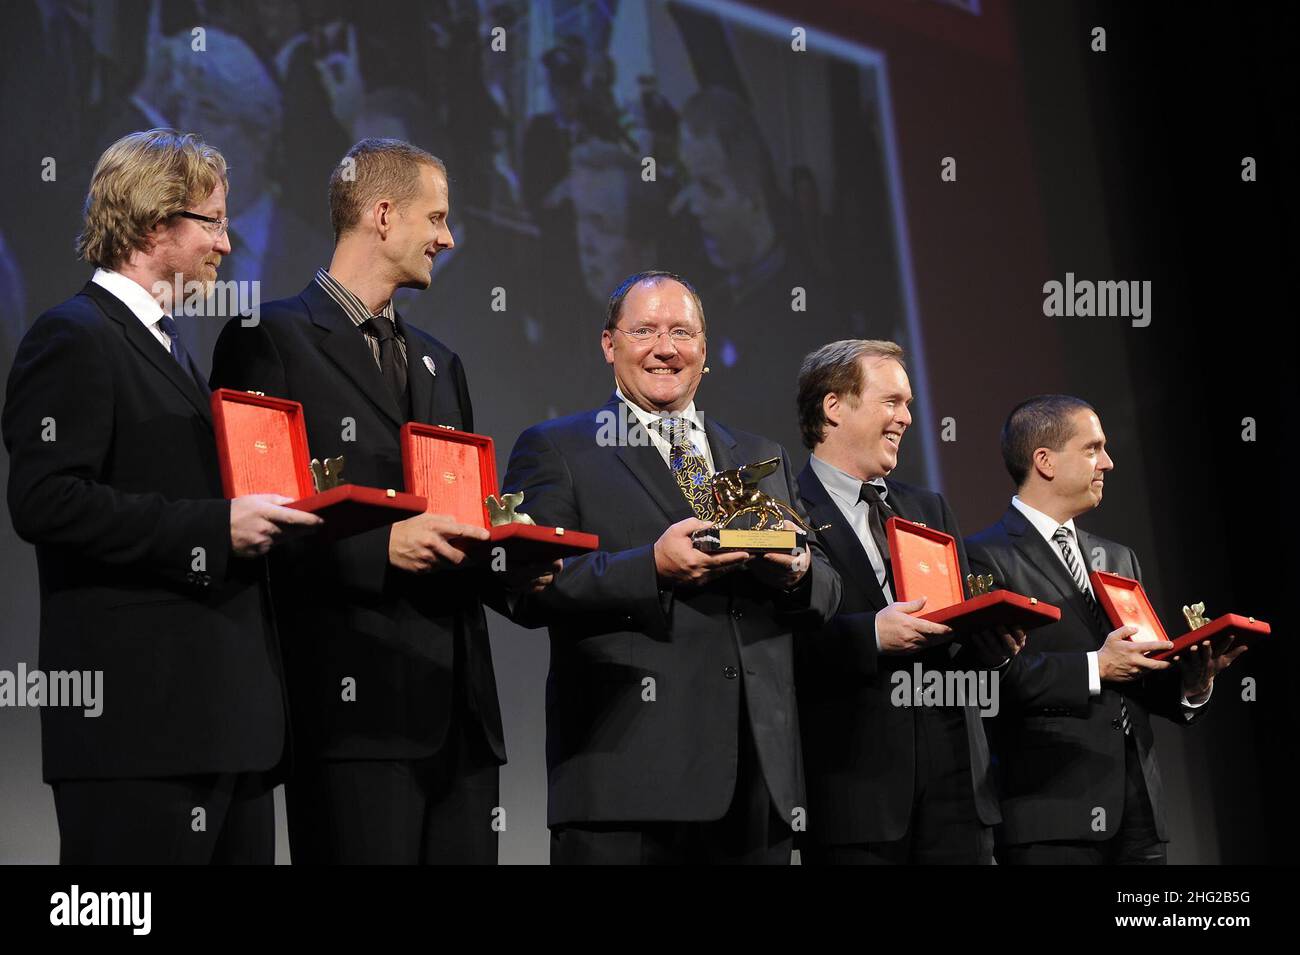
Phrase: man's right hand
[
  {"left": 654, "top": 517, "right": 750, "bottom": 586},
  {"left": 1097, "top": 625, "right": 1172, "bottom": 681},
  {"left": 876, "top": 596, "right": 954, "bottom": 654},
  {"left": 231, "top": 494, "right": 323, "bottom": 558},
  {"left": 388, "top": 512, "right": 491, "bottom": 573}
]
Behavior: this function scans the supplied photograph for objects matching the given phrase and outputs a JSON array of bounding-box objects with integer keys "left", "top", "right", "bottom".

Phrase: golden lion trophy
[{"left": 691, "top": 457, "right": 824, "bottom": 554}]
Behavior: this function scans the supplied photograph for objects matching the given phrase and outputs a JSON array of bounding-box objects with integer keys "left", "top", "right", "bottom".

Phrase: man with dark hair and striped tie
[
  {"left": 501, "top": 270, "right": 842, "bottom": 864},
  {"left": 965, "top": 395, "right": 1245, "bottom": 864}
]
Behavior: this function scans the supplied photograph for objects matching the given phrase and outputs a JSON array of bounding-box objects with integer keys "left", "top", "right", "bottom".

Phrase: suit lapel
[
  {"left": 82, "top": 282, "right": 212, "bottom": 424},
  {"left": 1003, "top": 505, "right": 1099, "bottom": 636},
  {"left": 397, "top": 314, "right": 436, "bottom": 425},
  {"left": 702, "top": 413, "right": 737, "bottom": 474},
  {"left": 302, "top": 280, "right": 406, "bottom": 429},
  {"left": 797, "top": 461, "right": 887, "bottom": 611},
  {"left": 609, "top": 398, "right": 695, "bottom": 524}
]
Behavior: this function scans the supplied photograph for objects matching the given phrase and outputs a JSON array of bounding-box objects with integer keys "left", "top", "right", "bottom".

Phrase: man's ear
[
  {"left": 601, "top": 329, "right": 615, "bottom": 365},
  {"left": 822, "top": 392, "right": 841, "bottom": 428},
  {"left": 374, "top": 200, "right": 393, "bottom": 238},
  {"left": 1031, "top": 447, "right": 1054, "bottom": 480}
]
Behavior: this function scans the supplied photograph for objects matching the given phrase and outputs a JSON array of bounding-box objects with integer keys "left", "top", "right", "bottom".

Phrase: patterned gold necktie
[{"left": 658, "top": 417, "right": 715, "bottom": 520}]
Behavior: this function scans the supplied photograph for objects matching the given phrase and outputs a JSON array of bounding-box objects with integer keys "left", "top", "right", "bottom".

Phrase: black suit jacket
[
  {"left": 794, "top": 464, "right": 1000, "bottom": 845},
  {"left": 209, "top": 280, "right": 505, "bottom": 765},
  {"left": 965, "top": 505, "right": 1201, "bottom": 845},
  {"left": 3, "top": 281, "right": 285, "bottom": 781},
  {"left": 501, "top": 396, "right": 841, "bottom": 827}
]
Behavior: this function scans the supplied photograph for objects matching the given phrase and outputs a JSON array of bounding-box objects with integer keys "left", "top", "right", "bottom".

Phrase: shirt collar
[
  {"left": 614, "top": 385, "right": 705, "bottom": 435},
  {"left": 1011, "top": 495, "right": 1077, "bottom": 543},
  {"left": 314, "top": 267, "right": 396, "bottom": 328},
  {"left": 91, "top": 267, "right": 166, "bottom": 329},
  {"left": 810, "top": 453, "right": 887, "bottom": 510}
]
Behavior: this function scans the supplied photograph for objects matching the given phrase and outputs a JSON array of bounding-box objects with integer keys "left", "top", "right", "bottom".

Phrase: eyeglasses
[
  {"left": 614, "top": 326, "right": 704, "bottom": 345},
  {"left": 174, "top": 210, "right": 230, "bottom": 237}
]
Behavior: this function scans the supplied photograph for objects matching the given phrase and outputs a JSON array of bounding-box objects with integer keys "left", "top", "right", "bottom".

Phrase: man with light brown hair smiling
[
  {"left": 3, "top": 128, "right": 318, "bottom": 864},
  {"left": 210, "top": 138, "right": 551, "bottom": 864},
  {"left": 793, "top": 339, "right": 1020, "bottom": 864}
]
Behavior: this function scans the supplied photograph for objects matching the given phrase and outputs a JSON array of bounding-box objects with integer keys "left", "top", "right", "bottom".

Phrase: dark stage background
[{"left": 0, "top": 0, "right": 1294, "bottom": 864}]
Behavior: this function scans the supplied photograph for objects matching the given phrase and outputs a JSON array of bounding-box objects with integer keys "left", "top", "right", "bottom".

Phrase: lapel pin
[{"left": 423, "top": 355, "right": 436, "bottom": 377}]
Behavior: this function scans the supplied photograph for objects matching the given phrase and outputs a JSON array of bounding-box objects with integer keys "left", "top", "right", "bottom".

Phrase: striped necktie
[
  {"left": 1053, "top": 525, "right": 1130, "bottom": 735},
  {"left": 658, "top": 417, "right": 715, "bottom": 520}
]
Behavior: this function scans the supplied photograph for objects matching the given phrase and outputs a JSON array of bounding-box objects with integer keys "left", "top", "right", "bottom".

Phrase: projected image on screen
[{"left": 0, "top": 0, "right": 933, "bottom": 486}]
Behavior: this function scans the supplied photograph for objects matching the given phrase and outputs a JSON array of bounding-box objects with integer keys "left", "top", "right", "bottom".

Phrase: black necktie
[
  {"left": 364, "top": 314, "right": 407, "bottom": 406},
  {"left": 158, "top": 315, "right": 209, "bottom": 395},
  {"left": 858, "top": 481, "right": 895, "bottom": 591}
]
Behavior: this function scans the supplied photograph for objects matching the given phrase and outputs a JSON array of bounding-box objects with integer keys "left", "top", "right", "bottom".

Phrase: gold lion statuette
[
  {"left": 309, "top": 456, "right": 345, "bottom": 493},
  {"left": 967, "top": 573, "right": 995, "bottom": 596},
  {"left": 1182, "top": 602, "right": 1210, "bottom": 630},
  {"left": 709, "top": 457, "right": 825, "bottom": 533},
  {"left": 486, "top": 492, "right": 536, "bottom": 527}
]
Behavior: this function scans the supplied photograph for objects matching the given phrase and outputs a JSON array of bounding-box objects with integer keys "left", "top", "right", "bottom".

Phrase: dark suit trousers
[
  {"left": 53, "top": 771, "right": 275, "bottom": 864},
  {"left": 285, "top": 686, "right": 500, "bottom": 865},
  {"left": 803, "top": 705, "right": 993, "bottom": 865},
  {"left": 998, "top": 734, "right": 1166, "bottom": 865},
  {"left": 550, "top": 691, "right": 792, "bottom": 865}
]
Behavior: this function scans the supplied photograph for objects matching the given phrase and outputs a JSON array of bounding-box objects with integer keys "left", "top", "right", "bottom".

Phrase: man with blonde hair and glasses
[{"left": 3, "top": 128, "right": 319, "bottom": 864}]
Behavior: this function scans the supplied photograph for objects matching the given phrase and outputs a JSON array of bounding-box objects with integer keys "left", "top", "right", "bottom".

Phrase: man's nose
[
  {"left": 441, "top": 222, "right": 455, "bottom": 250},
  {"left": 214, "top": 230, "right": 232, "bottom": 255},
  {"left": 1099, "top": 449, "right": 1114, "bottom": 471}
]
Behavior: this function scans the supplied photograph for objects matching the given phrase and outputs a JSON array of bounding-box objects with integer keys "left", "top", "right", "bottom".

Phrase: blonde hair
[
  {"left": 76, "top": 129, "right": 229, "bottom": 270},
  {"left": 329, "top": 138, "right": 446, "bottom": 241}
]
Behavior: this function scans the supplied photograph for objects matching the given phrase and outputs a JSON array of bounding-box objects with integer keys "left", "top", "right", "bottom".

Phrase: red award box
[
  {"left": 1089, "top": 571, "right": 1271, "bottom": 661},
  {"left": 211, "top": 388, "right": 427, "bottom": 540},
  {"left": 401, "top": 422, "right": 599, "bottom": 563},
  {"left": 886, "top": 516, "right": 1062, "bottom": 633}
]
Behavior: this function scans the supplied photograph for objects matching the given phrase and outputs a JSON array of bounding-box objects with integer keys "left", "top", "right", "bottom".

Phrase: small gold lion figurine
[
  {"left": 309, "top": 456, "right": 345, "bottom": 493},
  {"left": 966, "top": 573, "right": 995, "bottom": 596},
  {"left": 486, "top": 492, "right": 536, "bottom": 527},
  {"left": 1182, "top": 602, "right": 1209, "bottom": 630},
  {"left": 709, "top": 457, "right": 823, "bottom": 533}
]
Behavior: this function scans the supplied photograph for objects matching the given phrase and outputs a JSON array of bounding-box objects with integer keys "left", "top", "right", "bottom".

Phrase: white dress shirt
[
  {"left": 614, "top": 386, "right": 716, "bottom": 474},
  {"left": 1011, "top": 495, "right": 1208, "bottom": 711},
  {"left": 91, "top": 267, "right": 172, "bottom": 352},
  {"left": 810, "top": 454, "right": 892, "bottom": 650},
  {"left": 810, "top": 454, "right": 893, "bottom": 601}
]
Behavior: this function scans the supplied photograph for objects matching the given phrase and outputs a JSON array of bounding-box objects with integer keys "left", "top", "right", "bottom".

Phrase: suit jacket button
[{"left": 723, "top": 665, "right": 738, "bottom": 680}]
